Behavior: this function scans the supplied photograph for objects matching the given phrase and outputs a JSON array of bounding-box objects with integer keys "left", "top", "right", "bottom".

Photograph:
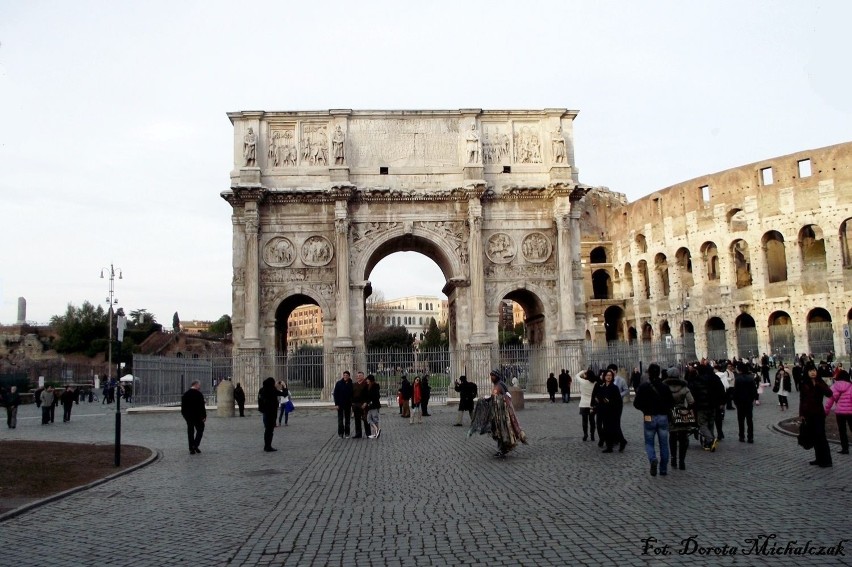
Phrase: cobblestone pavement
[{"left": 0, "top": 393, "right": 848, "bottom": 566}]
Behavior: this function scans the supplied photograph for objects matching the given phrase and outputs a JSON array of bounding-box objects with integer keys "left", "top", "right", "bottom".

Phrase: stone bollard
[
  {"left": 217, "top": 380, "right": 235, "bottom": 417},
  {"left": 509, "top": 386, "right": 525, "bottom": 410}
]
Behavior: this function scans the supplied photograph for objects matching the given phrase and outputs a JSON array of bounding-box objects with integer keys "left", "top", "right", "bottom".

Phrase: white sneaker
[{"left": 368, "top": 434, "right": 377, "bottom": 439}]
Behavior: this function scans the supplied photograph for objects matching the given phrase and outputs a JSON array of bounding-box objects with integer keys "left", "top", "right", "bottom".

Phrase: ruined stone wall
[{"left": 583, "top": 141, "right": 852, "bottom": 360}]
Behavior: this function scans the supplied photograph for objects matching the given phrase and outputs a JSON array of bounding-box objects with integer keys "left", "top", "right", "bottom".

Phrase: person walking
[
  {"left": 234, "top": 382, "right": 246, "bottom": 417},
  {"left": 352, "top": 371, "right": 369, "bottom": 438},
  {"left": 664, "top": 366, "right": 695, "bottom": 471},
  {"left": 825, "top": 370, "right": 852, "bottom": 455},
  {"left": 558, "top": 369, "right": 570, "bottom": 403},
  {"left": 410, "top": 376, "right": 423, "bottom": 424},
  {"left": 578, "top": 370, "right": 597, "bottom": 442},
  {"left": 4, "top": 386, "right": 20, "bottom": 429},
  {"left": 800, "top": 364, "right": 833, "bottom": 467},
  {"left": 421, "top": 375, "right": 432, "bottom": 416},
  {"left": 688, "top": 365, "right": 723, "bottom": 451},
  {"left": 546, "top": 372, "right": 558, "bottom": 403},
  {"left": 398, "top": 375, "right": 412, "bottom": 418},
  {"left": 333, "top": 370, "right": 353, "bottom": 438},
  {"left": 473, "top": 370, "right": 527, "bottom": 458},
  {"left": 277, "top": 381, "right": 292, "bottom": 426},
  {"left": 366, "top": 374, "right": 382, "bottom": 439},
  {"left": 40, "top": 386, "right": 55, "bottom": 425},
  {"left": 454, "top": 375, "right": 477, "bottom": 426},
  {"left": 60, "top": 385, "right": 75, "bottom": 422},
  {"left": 180, "top": 380, "right": 207, "bottom": 455},
  {"left": 634, "top": 364, "right": 675, "bottom": 476},
  {"left": 773, "top": 364, "right": 793, "bottom": 411},
  {"left": 732, "top": 362, "right": 758, "bottom": 443}
]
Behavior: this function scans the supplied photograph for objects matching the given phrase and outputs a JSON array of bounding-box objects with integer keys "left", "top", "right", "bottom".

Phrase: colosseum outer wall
[{"left": 582, "top": 141, "right": 852, "bottom": 362}]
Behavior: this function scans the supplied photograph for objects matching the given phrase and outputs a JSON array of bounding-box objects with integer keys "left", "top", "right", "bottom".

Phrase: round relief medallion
[
  {"left": 263, "top": 237, "right": 296, "bottom": 267},
  {"left": 485, "top": 232, "right": 516, "bottom": 264},
  {"left": 301, "top": 235, "right": 334, "bottom": 266},
  {"left": 521, "top": 232, "right": 552, "bottom": 263}
]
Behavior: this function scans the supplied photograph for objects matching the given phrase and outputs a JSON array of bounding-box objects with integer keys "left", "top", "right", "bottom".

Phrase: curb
[{"left": 0, "top": 446, "right": 162, "bottom": 523}]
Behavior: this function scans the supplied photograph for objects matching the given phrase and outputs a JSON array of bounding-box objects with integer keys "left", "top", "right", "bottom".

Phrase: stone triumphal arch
[{"left": 222, "top": 109, "right": 589, "bottom": 396}]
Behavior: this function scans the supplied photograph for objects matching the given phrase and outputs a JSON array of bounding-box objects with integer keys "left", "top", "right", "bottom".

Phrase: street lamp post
[{"left": 101, "top": 264, "right": 122, "bottom": 467}]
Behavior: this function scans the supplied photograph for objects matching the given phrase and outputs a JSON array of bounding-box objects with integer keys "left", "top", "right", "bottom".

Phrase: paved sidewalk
[{"left": 0, "top": 395, "right": 848, "bottom": 566}]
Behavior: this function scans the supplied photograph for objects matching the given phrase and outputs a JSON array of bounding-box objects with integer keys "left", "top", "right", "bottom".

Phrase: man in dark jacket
[
  {"left": 333, "top": 371, "right": 353, "bottom": 438},
  {"left": 233, "top": 382, "right": 246, "bottom": 417},
  {"left": 180, "top": 380, "right": 207, "bottom": 455},
  {"left": 732, "top": 363, "right": 758, "bottom": 443},
  {"left": 4, "top": 386, "right": 20, "bottom": 429},
  {"left": 546, "top": 373, "right": 558, "bottom": 402},
  {"left": 688, "top": 365, "right": 725, "bottom": 451},
  {"left": 633, "top": 363, "right": 675, "bottom": 476},
  {"left": 421, "top": 375, "right": 432, "bottom": 416},
  {"left": 258, "top": 377, "right": 279, "bottom": 452},
  {"left": 558, "top": 369, "right": 570, "bottom": 403},
  {"left": 60, "top": 386, "right": 76, "bottom": 422},
  {"left": 454, "top": 375, "right": 477, "bottom": 426}
]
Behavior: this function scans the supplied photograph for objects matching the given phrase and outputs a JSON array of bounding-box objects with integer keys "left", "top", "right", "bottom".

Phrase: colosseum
[{"left": 580, "top": 141, "right": 852, "bottom": 364}]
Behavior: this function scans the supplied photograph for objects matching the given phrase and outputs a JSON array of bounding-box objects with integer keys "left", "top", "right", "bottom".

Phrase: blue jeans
[{"left": 643, "top": 415, "right": 670, "bottom": 471}]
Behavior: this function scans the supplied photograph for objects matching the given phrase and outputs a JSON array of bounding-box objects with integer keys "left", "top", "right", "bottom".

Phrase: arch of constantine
[
  {"left": 222, "top": 108, "right": 852, "bottom": 396},
  {"left": 222, "top": 109, "right": 589, "bottom": 395}
]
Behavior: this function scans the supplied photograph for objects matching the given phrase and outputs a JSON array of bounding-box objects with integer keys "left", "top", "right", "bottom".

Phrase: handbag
[
  {"left": 797, "top": 419, "right": 814, "bottom": 450},
  {"left": 284, "top": 397, "right": 295, "bottom": 413},
  {"left": 669, "top": 406, "right": 698, "bottom": 431}
]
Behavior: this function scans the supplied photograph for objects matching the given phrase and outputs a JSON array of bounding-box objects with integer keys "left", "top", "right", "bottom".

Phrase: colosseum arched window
[
  {"left": 592, "top": 269, "right": 612, "bottom": 299},
  {"left": 705, "top": 317, "right": 727, "bottom": 360},
  {"left": 660, "top": 320, "right": 671, "bottom": 336},
  {"left": 655, "top": 253, "right": 670, "bottom": 297},
  {"left": 641, "top": 322, "right": 653, "bottom": 342},
  {"left": 590, "top": 246, "right": 607, "bottom": 263},
  {"left": 840, "top": 218, "right": 852, "bottom": 268},
  {"left": 637, "top": 260, "right": 651, "bottom": 299},
  {"left": 731, "top": 239, "right": 752, "bottom": 288},
  {"left": 635, "top": 233, "right": 647, "bottom": 254},
  {"left": 727, "top": 208, "right": 748, "bottom": 232},
  {"left": 675, "top": 247, "right": 694, "bottom": 290},
  {"left": 604, "top": 305, "right": 625, "bottom": 341},
  {"left": 799, "top": 225, "right": 827, "bottom": 272},
  {"left": 768, "top": 311, "right": 795, "bottom": 360},
  {"left": 807, "top": 307, "right": 834, "bottom": 358},
  {"left": 623, "top": 263, "right": 634, "bottom": 297},
  {"left": 735, "top": 313, "right": 758, "bottom": 358},
  {"left": 762, "top": 231, "right": 788, "bottom": 283},
  {"left": 700, "top": 241, "right": 719, "bottom": 281}
]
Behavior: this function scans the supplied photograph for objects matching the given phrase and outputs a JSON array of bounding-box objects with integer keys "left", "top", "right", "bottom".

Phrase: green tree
[
  {"left": 207, "top": 314, "right": 232, "bottom": 336},
  {"left": 50, "top": 301, "right": 109, "bottom": 356},
  {"left": 367, "top": 325, "right": 415, "bottom": 350},
  {"left": 172, "top": 311, "right": 181, "bottom": 333},
  {"left": 420, "top": 317, "right": 446, "bottom": 349}
]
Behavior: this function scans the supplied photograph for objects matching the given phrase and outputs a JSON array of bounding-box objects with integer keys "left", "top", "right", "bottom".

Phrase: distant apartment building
[
  {"left": 285, "top": 295, "right": 448, "bottom": 349},
  {"left": 368, "top": 295, "right": 448, "bottom": 342},
  {"left": 287, "top": 305, "right": 324, "bottom": 350}
]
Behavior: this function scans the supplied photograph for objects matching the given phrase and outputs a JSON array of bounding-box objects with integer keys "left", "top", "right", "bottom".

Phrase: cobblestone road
[{"left": 0, "top": 393, "right": 848, "bottom": 566}]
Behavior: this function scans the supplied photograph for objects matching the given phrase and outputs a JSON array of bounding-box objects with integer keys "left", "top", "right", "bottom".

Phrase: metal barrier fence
[{"left": 131, "top": 340, "right": 712, "bottom": 407}]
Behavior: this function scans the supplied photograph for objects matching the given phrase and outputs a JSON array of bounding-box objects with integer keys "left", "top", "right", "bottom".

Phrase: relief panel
[
  {"left": 513, "top": 122, "right": 543, "bottom": 164},
  {"left": 346, "top": 118, "right": 460, "bottom": 168}
]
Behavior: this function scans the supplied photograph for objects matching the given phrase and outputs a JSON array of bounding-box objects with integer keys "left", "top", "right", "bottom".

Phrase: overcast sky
[{"left": 1, "top": 1, "right": 850, "bottom": 325}]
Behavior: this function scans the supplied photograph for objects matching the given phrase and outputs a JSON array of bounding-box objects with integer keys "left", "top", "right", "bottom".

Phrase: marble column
[
  {"left": 334, "top": 202, "right": 353, "bottom": 347},
  {"left": 243, "top": 204, "right": 260, "bottom": 348},
  {"left": 468, "top": 197, "right": 488, "bottom": 343},
  {"left": 555, "top": 212, "right": 575, "bottom": 337},
  {"left": 570, "top": 204, "right": 586, "bottom": 332}
]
